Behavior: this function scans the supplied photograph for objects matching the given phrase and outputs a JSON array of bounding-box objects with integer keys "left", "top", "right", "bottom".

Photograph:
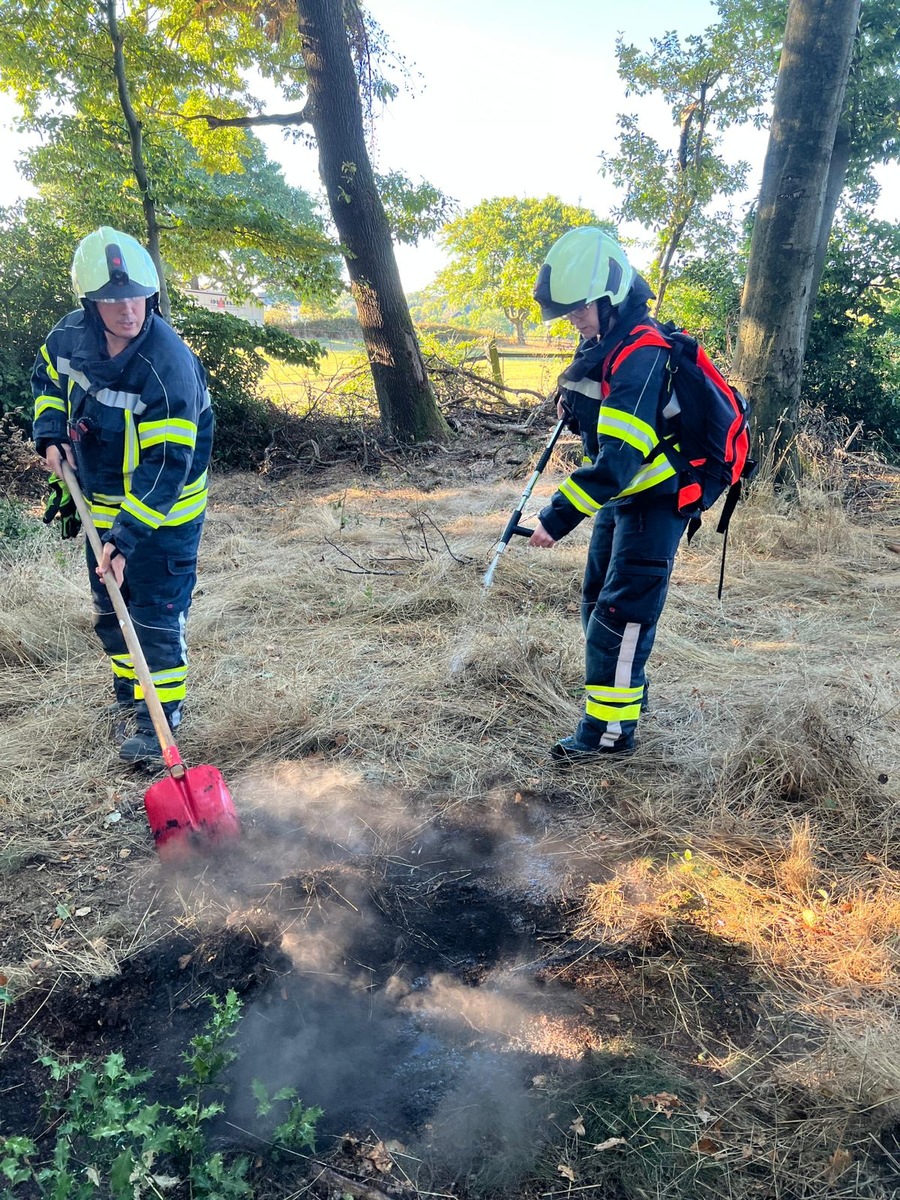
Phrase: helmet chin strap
[{"left": 597, "top": 296, "right": 615, "bottom": 337}]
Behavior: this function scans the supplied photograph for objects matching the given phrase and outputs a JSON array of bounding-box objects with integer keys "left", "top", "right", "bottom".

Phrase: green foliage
[
  {"left": 0, "top": 990, "right": 321, "bottom": 1200},
  {"left": 804, "top": 210, "right": 900, "bottom": 446},
  {"left": 171, "top": 299, "right": 325, "bottom": 468},
  {"left": 0, "top": 203, "right": 76, "bottom": 427},
  {"left": 251, "top": 1080, "right": 321, "bottom": 1155},
  {"left": 0, "top": 0, "right": 340, "bottom": 304},
  {"left": 605, "top": 2, "right": 781, "bottom": 307},
  {"left": 375, "top": 170, "right": 457, "bottom": 246},
  {"left": 438, "top": 196, "right": 606, "bottom": 341},
  {"left": 657, "top": 245, "right": 745, "bottom": 362}
]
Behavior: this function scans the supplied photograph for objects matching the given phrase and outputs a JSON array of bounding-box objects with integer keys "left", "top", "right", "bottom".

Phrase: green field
[{"left": 260, "top": 341, "right": 572, "bottom": 410}]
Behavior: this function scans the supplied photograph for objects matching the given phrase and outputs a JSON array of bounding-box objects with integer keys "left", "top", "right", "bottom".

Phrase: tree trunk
[
  {"left": 105, "top": 0, "right": 171, "bottom": 319},
  {"left": 506, "top": 314, "right": 526, "bottom": 346},
  {"left": 731, "top": 0, "right": 861, "bottom": 484},
  {"left": 295, "top": 0, "right": 448, "bottom": 443},
  {"left": 803, "top": 120, "right": 853, "bottom": 348}
]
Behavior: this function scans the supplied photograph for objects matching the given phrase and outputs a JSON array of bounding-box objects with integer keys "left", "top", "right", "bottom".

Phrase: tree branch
[{"left": 175, "top": 107, "right": 312, "bottom": 129}]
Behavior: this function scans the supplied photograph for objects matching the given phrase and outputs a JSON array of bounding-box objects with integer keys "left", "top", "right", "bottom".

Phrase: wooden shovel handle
[{"left": 59, "top": 462, "right": 183, "bottom": 774}]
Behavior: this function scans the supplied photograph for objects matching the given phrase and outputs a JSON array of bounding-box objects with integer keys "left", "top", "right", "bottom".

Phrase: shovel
[{"left": 60, "top": 462, "right": 240, "bottom": 863}]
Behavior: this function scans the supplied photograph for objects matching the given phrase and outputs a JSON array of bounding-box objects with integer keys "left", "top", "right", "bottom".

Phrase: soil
[
  {"left": 0, "top": 784, "right": 765, "bottom": 1199},
  {"left": 4, "top": 437, "right": 899, "bottom": 1200}
]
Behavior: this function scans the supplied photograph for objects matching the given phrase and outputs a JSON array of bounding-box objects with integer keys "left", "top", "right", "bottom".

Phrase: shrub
[
  {"left": 0, "top": 204, "right": 76, "bottom": 431},
  {"left": 171, "top": 300, "right": 325, "bottom": 469}
]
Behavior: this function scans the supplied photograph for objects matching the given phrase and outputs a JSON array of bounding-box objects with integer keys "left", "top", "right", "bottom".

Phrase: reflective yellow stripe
[
  {"left": 35, "top": 393, "right": 66, "bottom": 418},
  {"left": 88, "top": 502, "right": 119, "bottom": 529},
  {"left": 123, "top": 410, "right": 139, "bottom": 489},
  {"left": 586, "top": 698, "right": 642, "bottom": 722},
  {"left": 110, "top": 654, "right": 135, "bottom": 680},
  {"left": 135, "top": 682, "right": 187, "bottom": 703},
  {"left": 138, "top": 418, "right": 197, "bottom": 451},
  {"left": 613, "top": 454, "right": 677, "bottom": 499},
  {"left": 162, "top": 489, "right": 208, "bottom": 526},
  {"left": 581, "top": 455, "right": 593, "bottom": 466},
  {"left": 122, "top": 493, "right": 165, "bottom": 529},
  {"left": 40, "top": 344, "right": 59, "bottom": 382},
  {"left": 135, "top": 666, "right": 187, "bottom": 704},
  {"left": 559, "top": 477, "right": 602, "bottom": 517},
  {"left": 598, "top": 407, "right": 658, "bottom": 456},
  {"left": 181, "top": 470, "right": 208, "bottom": 497}
]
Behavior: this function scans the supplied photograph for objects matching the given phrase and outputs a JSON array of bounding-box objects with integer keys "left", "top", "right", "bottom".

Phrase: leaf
[
  {"left": 827, "top": 1148, "right": 852, "bottom": 1181},
  {"left": 570, "top": 1117, "right": 586, "bottom": 1136},
  {"left": 594, "top": 1137, "right": 627, "bottom": 1151},
  {"left": 74, "top": 907, "right": 92, "bottom": 917},
  {"left": 85, "top": 1166, "right": 101, "bottom": 1185},
  {"left": 635, "top": 1091, "right": 681, "bottom": 1118},
  {"left": 557, "top": 1163, "right": 576, "bottom": 1182},
  {"left": 693, "top": 1136, "right": 721, "bottom": 1154},
  {"left": 801, "top": 909, "right": 818, "bottom": 927}
]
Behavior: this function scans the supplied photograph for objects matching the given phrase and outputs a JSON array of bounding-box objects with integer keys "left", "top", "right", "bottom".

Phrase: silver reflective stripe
[
  {"left": 95, "top": 387, "right": 147, "bottom": 415},
  {"left": 600, "top": 621, "right": 641, "bottom": 748},
  {"left": 56, "top": 358, "right": 88, "bottom": 392},
  {"left": 55, "top": 357, "right": 146, "bottom": 414},
  {"left": 565, "top": 378, "right": 602, "bottom": 400}
]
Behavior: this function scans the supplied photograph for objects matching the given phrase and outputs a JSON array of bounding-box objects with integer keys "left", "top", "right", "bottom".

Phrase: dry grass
[{"left": 1, "top": 439, "right": 899, "bottom": 1197}]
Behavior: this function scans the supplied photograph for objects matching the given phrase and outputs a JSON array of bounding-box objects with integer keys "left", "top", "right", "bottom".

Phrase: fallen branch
[
  {"left": 324, "top": 537, "right": 408, "bottom": 576},
  {"left": 313, "top": 1167, "right": 402, "bottom": 1200},
  {"left": 428, "top": 362, "right": 550, "bottom": 407}
]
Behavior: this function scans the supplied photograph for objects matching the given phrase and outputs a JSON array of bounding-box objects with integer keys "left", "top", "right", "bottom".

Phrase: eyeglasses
[{"left": 566, "top": 302, "right": 593, "bottom": 317}]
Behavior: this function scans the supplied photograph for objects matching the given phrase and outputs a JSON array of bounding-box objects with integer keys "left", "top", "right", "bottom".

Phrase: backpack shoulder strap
[{"left": 603, "top": 322, "right": 672, "bottom": 382}]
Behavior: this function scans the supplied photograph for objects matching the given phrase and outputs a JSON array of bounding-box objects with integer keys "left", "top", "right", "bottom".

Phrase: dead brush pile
[{"left": 1, "top": 415, "right": 899, "bottom": 1198}]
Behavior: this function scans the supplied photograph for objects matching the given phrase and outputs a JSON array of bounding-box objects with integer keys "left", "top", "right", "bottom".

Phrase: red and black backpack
[{"left": 606, "top": 320, "right": 756, "bottom": 595}]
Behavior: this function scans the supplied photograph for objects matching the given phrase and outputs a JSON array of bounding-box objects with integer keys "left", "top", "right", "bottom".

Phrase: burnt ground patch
[{"left": 0, "top": 808, "right": 770, "bottom": 1197}]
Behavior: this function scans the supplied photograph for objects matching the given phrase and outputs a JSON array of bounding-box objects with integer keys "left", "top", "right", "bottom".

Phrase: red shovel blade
[{"left": 144, "top": 764, "right": 240, "bottom": 864}]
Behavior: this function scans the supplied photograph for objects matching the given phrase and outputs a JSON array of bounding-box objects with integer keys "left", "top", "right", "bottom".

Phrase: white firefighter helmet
[
  {"left": 71, "top": 227, "right": 160, "bottom": 302},
  {"left": 533, "top": 227, "right": 633, "bottom": 321}
]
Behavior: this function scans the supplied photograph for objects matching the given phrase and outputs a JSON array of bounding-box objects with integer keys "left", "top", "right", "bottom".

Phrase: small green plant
[
  {"left": 0, "top": 989, "right": 322, "bottom": 1199},
  {"left": 0, "top": 499, "right": 41, "bottom": 543},
  {"left": 251, "top": 1081, "right": 322, "bottom": 1156}
]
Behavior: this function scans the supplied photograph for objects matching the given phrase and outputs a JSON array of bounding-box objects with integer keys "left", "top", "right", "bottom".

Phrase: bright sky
[{"left": 0, "top": 0, "right": 897, "bottom": 293}]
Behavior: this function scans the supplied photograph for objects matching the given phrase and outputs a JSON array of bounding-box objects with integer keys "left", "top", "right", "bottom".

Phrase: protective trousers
[
  {"left": 87, "top": 518, "right": 204, "bottom": 731},
  {"left": 576, "top": 502, "right": 689, "bottom": 751}
]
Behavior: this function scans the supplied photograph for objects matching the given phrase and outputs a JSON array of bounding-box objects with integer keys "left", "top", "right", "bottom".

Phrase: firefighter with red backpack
[{"left": 529, "top": 227, "right": 750, "bottom": 762}]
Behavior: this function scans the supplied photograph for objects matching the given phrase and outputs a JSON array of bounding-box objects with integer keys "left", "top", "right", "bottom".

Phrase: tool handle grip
[{"left": 60, "top": 463, "right": 181, "bottom": 769}]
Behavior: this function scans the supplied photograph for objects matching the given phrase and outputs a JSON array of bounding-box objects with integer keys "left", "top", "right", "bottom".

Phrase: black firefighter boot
[{"left": 120, "top": 703, "right": 181, "bottom": 765}]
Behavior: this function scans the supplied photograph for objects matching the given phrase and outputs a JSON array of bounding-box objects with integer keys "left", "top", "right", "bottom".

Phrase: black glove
[
  {"left": 558, "top": 392, "right": 580, "bottom": 435},
  {"left": 42, "top": 474, "right": 82, "bottom": 540}
]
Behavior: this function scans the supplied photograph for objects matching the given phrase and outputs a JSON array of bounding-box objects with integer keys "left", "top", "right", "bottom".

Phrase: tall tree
[
  {"left": 294, "top": 0, "right": 448, "bottom": 442},
  {"left": 731, "top": 0, "right": 862, "bottom": 479},
  {"left": 438, "top": 197, "right": 604, "bottom": 345},
  {"left": 803, "top": 0, "right": 900, "bottom": 344},
  {"left": 603, "top": 3, "right": 780, "bottom": 314},
  {"left": 0, "top": 0, "right": 340, "bottom": 307}
]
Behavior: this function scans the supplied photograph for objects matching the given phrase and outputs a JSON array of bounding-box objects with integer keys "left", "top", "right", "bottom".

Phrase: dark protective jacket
[
  {"left": 32, "top": 307, "right": 213, "bottom": 559},
  {"left": 539, "top": 275, "right": 678, "bottom": 542}
]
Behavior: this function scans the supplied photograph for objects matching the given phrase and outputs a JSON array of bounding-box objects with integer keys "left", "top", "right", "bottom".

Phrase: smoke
[{"left": 168, "top": 756, "right": 602, "bottom": 1182}]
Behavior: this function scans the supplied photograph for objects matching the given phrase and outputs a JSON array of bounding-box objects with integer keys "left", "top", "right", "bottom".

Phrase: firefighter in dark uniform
[
  {"left": 33, "top": 226, "right": 213, "bottom": 763},
  {"left": 530, "top": 228, "right": 689, "bottom": 761}
]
